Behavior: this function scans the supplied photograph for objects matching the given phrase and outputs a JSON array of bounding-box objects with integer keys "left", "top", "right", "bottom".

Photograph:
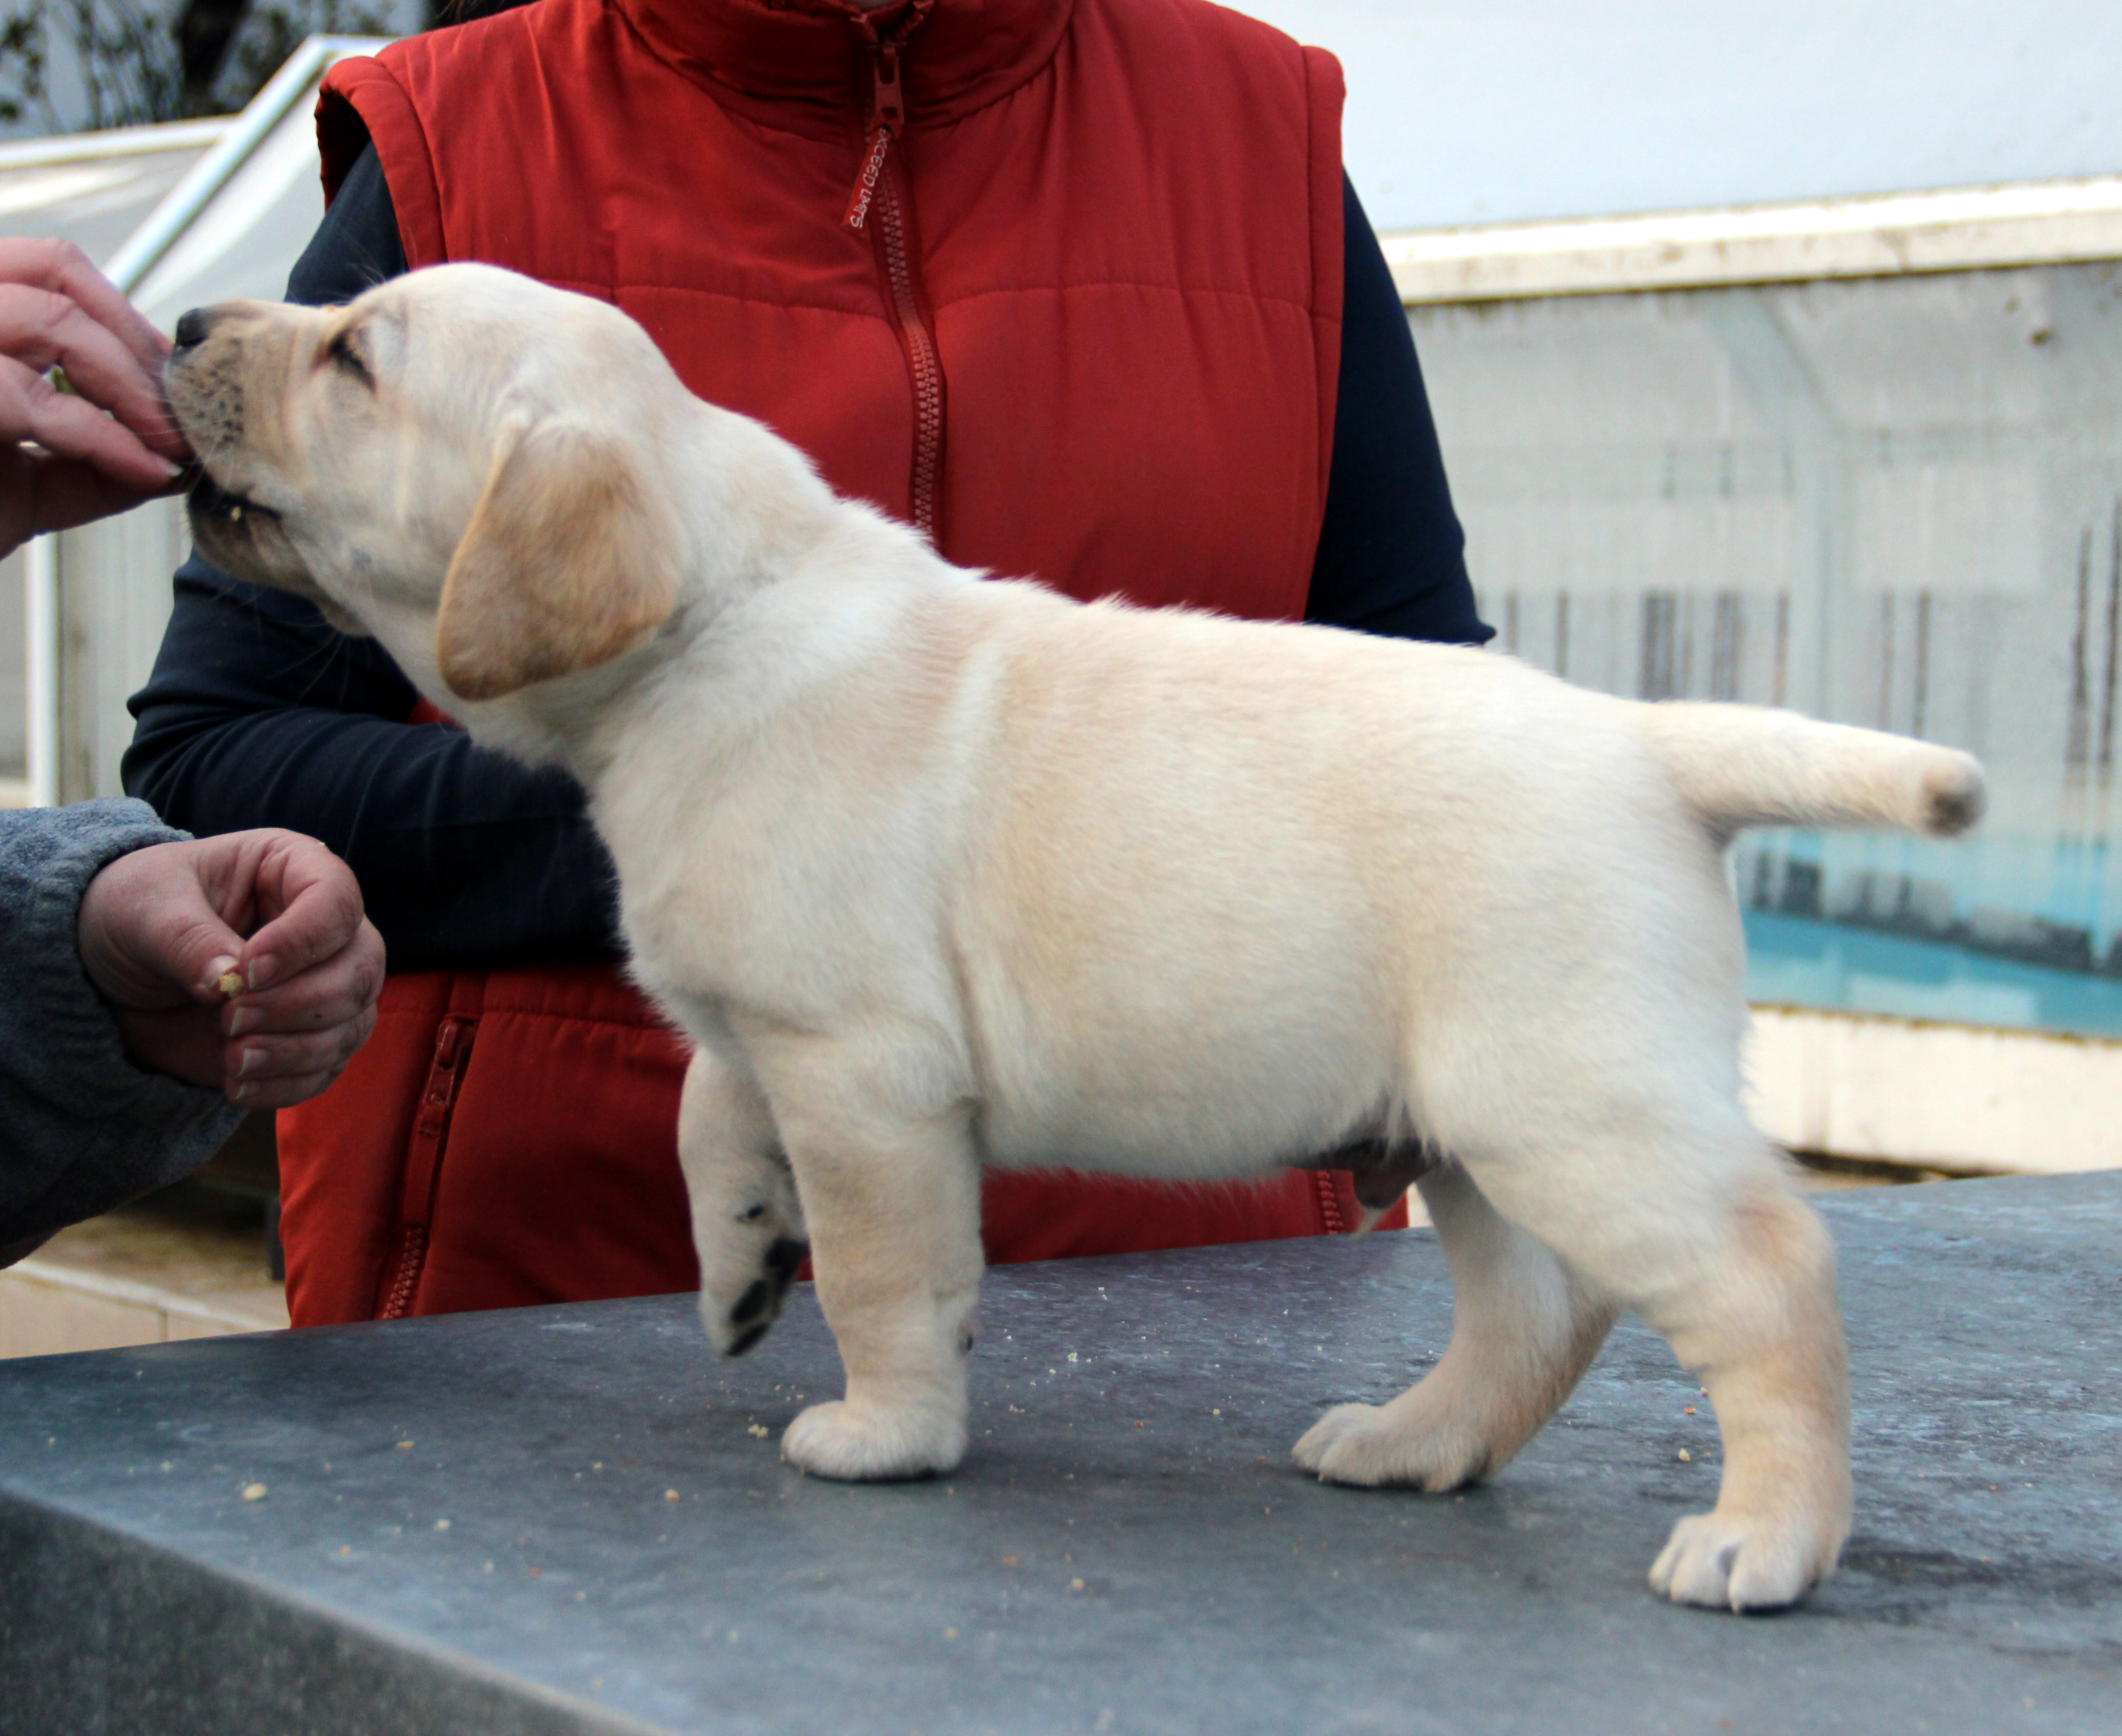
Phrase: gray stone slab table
[{"left": 1, "top": 1174, "right": 2118, "bottom": 1735}]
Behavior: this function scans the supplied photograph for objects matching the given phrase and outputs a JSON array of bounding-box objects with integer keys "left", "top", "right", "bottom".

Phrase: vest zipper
[
  {"left": 1312, "top": 1169, "right": 1348, "bottom": 1235},
  {"left": 378, "top": 1011, "right": 477, "bottom": 1319},
  {"left": 845, "top": 31, "right": 946, "bottom": 541},
  {"left": 843, "top": 44, "right": 903, "bottom": 231}
]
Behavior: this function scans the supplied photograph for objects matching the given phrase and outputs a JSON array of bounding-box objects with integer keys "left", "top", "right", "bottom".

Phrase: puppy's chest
[
  {"left": 599, "top": 732, "right": 964, "bottom": 958},
  {"left": 609, "top": 828, "right": 954, "bottom": 1038},
  {"left": 617, "top": 873, "right": 822, "bottom": 1006}
]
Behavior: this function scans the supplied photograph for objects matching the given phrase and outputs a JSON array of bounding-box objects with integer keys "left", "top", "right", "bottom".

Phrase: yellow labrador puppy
[{"left": 166, "top": 264, "right": 1984, "bottom": 1613}]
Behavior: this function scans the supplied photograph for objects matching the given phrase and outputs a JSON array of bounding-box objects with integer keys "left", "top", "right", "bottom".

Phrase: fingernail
[
  {"left": 205, "top": 955, "right": 240, "bottom": 996},
  {"left": 246, "top": 956, "right": 279, "bottom": 991},
  {"left": 227, "top": 1005, "right": 260, "bottom": 1037},
  {"left": 160, "top": 458, "right": 184, "bottom": 479},
  {"left": 235, "top": 1047, "right": 266, "bottom": 1078},
  {"left": 231, "top": 1081, "right": 257, "bottom": 1103}
]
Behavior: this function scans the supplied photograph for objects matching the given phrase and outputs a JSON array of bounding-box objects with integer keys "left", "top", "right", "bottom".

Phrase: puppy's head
[{"left": 165, "top": 264, "right": 683, "bottom": 708}]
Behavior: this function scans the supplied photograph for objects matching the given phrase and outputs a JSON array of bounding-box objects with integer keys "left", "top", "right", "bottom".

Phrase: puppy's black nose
[{"left": 173, "top": 307, "right": 216, "bottom": 352}]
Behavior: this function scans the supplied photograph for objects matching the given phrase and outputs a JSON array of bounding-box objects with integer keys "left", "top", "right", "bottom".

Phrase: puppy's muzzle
[{"left": 188, "top": 472, "right": 271, "bottom": 530}]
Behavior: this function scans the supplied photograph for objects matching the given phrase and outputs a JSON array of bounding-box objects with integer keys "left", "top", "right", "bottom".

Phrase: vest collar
[{"left": 614, "top": 0, "right": 1074, "bottom": 138}]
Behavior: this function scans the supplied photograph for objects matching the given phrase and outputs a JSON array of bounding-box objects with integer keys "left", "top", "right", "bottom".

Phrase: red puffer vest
[{"left": 277, "top": 0, "right": 1403, "bottom": 1329}]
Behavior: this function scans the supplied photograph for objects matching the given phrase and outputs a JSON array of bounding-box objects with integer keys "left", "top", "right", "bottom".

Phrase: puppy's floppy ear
[{"left": 435, "top": 420, "right": 679, "bottom": 703}]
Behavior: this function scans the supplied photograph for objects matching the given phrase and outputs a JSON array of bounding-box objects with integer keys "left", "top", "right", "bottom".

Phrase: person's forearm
[{"left": 129, "top": 695, "right": 618, "bottom": 968}]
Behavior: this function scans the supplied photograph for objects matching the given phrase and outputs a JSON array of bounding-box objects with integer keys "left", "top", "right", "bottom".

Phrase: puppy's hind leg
[
  {"left": 1640, "top": 1178, "right": 1851, "bottom": 1614},
  {"left": 1294, "top": 1162, "right": 1616, "bottom": 1489},
  {"left": 679, "top": 1047, "right": 808, "bottom": 1357},
  {"left": 1468, "top": 1125, "right": 1852, "bottom": 1614}
]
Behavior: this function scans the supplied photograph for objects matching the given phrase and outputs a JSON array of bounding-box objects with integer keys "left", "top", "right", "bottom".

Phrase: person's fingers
[
  {"left": 99, "top": 831, "right": 375, "bottom": 1007},
  {"left": 83, "top": 833, "right": 380, "bottom": 1099},
  {"left": 221, "top": 920, "right": 385, "bottom": 1039},
  {"left": 77, "top": 840, "right": 253, "bottom": 1014},
  {"left": 222, "top": 1003, "right": 377, "bottom": 1103},
  {"left": 0, "top": 445, "right": 180, "bottom": 551},
  {"left": 0, "top": 288, "right": 190, "bottom": 465},
  {"left": 226, "top": 1068, "right": 345, "bottom": 1112},
  {"left": 0, "top": 237, "right": 170, "bottom": 373},
  {"left": 0, "top": 353, "right": 181, "bottom": 492},
  {"left": 111, "top": 974, "right": 377, "bottom": 1103},
  {"left": 0, "top": 439, "right": 166, "bottom": 556},
  {"left": 235, "top": 838, "right": 372, "bottom": 992},
  {"left": 0, "top": 284, "right": 176, "bottom": 420}
]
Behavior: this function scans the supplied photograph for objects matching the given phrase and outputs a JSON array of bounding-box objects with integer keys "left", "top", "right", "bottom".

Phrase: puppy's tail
[{"left": 1634, "top": 701, "right": 1985, "bottom": 839}]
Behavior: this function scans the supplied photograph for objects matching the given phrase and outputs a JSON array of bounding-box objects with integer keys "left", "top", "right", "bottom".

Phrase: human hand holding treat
[
  {"left": 0, "top": 236, "right": 192, "bottom": 558},
  {"left": 77, "top": 830, "right": 384, "bottom": 1106}
]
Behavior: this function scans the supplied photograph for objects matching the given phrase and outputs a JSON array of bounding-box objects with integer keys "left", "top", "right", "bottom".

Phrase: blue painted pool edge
[{"left": 1743, "top": 909, "right": 2122, "bottom": 1040}]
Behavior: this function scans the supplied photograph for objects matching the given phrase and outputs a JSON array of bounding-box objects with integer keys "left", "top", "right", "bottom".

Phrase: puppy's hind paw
[
  {"left": 1291, "top": 1399, "right": 1489, "bottom": 1492},
  {"left": 781, "top": 1398, "right": 966, "bottom": 1482},
  {"left": 1648, "top": 1511, "right": 1839, "bottom": 1613}
]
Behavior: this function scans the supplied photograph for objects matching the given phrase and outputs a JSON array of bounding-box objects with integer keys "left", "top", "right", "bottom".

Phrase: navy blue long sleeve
[
  {"left": 1309, "top": 177, "right": 1486, "bottom": 643},
  {"left": 125, "top": 149, "right": 1488, "bottom": 969}
]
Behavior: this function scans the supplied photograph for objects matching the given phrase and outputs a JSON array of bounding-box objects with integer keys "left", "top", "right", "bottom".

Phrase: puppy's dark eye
[{"left": 328, "top": 330, "right": 374, "bottom": 389}]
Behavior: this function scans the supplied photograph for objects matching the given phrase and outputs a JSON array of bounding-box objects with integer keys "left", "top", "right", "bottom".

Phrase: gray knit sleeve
[{"left": 0, "top": 800, "right": 244, "bottom": 1254}]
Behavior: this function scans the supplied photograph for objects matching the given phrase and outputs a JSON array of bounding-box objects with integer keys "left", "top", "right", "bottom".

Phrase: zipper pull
[
  {"left": 845, "top": 44, "right": 904, "bottom": 231},
  {"left": 872, "top": 42, "right": 906, "bottom": 132},
  {"left": 419, "top": 1017, "right": 471, "bottom": 1117}
]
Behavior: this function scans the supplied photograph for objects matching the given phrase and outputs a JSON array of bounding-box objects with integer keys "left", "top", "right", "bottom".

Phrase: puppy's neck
[{"left": 462, "top": 441, "right": 959, "bottom": 791}]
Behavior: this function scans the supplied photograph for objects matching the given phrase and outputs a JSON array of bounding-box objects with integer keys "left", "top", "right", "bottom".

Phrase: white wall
[
  {"left": 1747, "top": 1008, "right": 2122, "bottom": 1176},
  {"left": 1228, "top": 2, "right": 2122, "bottom": 230}
]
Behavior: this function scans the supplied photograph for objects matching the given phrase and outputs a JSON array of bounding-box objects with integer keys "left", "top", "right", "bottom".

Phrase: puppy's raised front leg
[
  {"left": 1294, "top": 1163, "right": 1616, "bottom": 1488},
  {"left": 680, "top": 1047, "right": 808, "bottom": 1357},
  {"left": 767, "top": 1081, "right": 983, "bottom": 1482}
]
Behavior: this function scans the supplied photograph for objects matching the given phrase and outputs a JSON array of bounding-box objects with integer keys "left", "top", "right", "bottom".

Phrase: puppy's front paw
[
  {"left": 780, "top": 1398, "right": 966, "bottom": 1482},
  {"left": 1291, "top": 1399, "right": 1490, "bottom": 1491},
  {"left": 1648, "top": 1510, "right": 1840, "bottom": 1613},
  {"left": 701, "top": 1234, "right": 808, "bottom": 1358}
]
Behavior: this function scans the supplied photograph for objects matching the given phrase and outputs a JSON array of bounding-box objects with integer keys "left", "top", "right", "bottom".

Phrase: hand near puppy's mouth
[{"left": 0, "top": 236, "right": 196, "bottom": 558}]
